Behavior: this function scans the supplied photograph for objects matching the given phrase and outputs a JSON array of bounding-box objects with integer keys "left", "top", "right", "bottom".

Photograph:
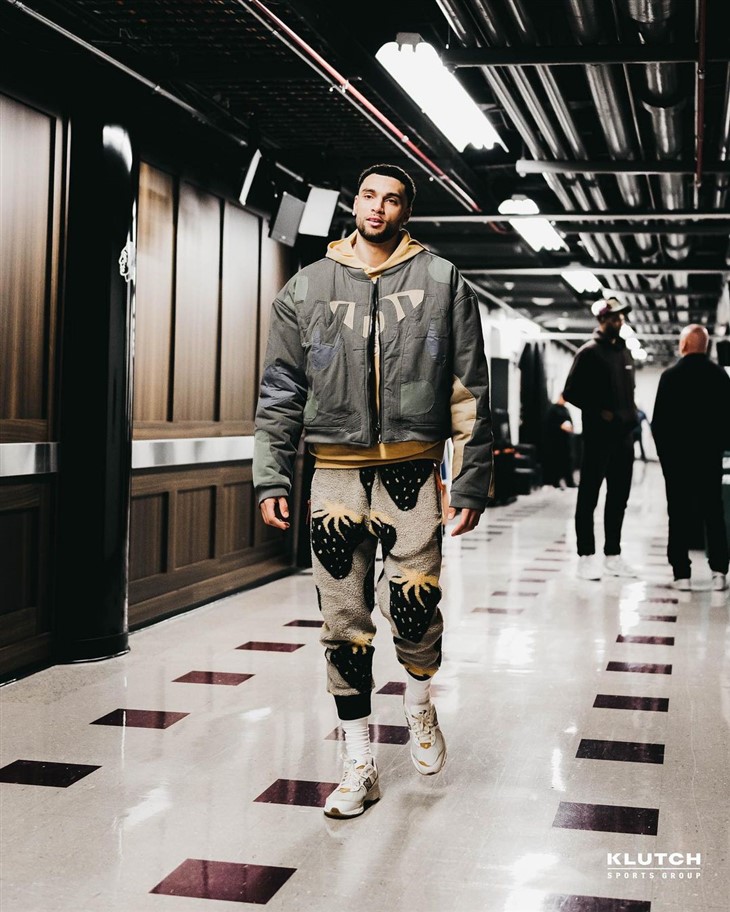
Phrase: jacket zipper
[{"left": 368, "top": 279, "right": 381, "bottom": 443}]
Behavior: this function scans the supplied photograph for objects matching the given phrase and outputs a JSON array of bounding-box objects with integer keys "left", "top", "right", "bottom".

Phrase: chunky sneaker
[
  {"left": 577, "top": 555, "right": 601, "bottom": 580},
  {"left": 323, "top": 757, "right": 379, "bottom": 819},
  {"left": 712, "top": 572, "right": 728, "bottom": 591},
  {"left": 672, "top": 578, "right": 691, "bottom": 591},
  {"left": 604, "top": 555, "right": 638, "bottom": 578},
  {"left": 403, "top": 700, "right": 447, "bottom": 775}
]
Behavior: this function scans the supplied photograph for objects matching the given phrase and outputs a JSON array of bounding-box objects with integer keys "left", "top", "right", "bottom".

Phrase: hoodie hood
[{"left": 326, "top": 229, "right": 425, "bottom": 279}]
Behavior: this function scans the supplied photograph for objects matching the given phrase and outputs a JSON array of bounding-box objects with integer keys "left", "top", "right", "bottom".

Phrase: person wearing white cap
[{"left": 563, "top": 297, "right": 639, "bottom": 581}]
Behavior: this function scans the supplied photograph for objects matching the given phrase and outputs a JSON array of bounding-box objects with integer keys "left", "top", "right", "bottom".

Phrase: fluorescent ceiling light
[
  {"left": 498, "top": 197, "right": 565, "bottom": 252},
  {"left": 376, "top": 41, "right": 506, "bottom": 152},
  {"left": 625, "top": 337, "right": 642, "bottom": 351},
  {"left": 619, "top": 323, "right": 635, "bottom": 339},
  {"left": 532, "top": 297, "right": 555, "bottom": 306},
  {"left": 631, "top": 348, "right": 648, "bottom": 361},
  {"left": 561, "top": 268, "right": 603, "bottom": 294}
]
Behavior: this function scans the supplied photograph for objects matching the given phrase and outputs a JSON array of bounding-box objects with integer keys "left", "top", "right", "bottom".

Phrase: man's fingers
[
  {"left": 260, "top": 497, "right": 290, "bottom": 530},
  {"left": 450, "top": 508, "right": 481, "bottom": 536}
]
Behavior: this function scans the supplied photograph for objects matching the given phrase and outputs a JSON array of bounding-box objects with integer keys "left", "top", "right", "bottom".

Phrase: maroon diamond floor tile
[
  {"left": 0, "top": 759, "right": 100, "bottom": 788},
  {"left": 173, "top": 671, "right": 254, "bottom": 686},
  {"left": 236, "top": 641, "right": 304, "bottom": 652},
  {"left": 90, "top": 709, "right": 189, "bottom": 729},
  {"left": 553, "top": 801, "right": 658, "bottom": 835},
  {"left": 254, "top": 779, "right": 338, "bottom": 808},
  {"left": 151, "top": 858, "right": 295, "bottom": 904}
]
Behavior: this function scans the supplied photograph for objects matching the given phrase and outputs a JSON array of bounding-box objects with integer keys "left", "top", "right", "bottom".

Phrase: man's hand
[
  {"left": 260, "top": 496, "right": 290, "bottom": 530},
  {"left": 447, "top": 507, "right": 482, "bottom": 536}
]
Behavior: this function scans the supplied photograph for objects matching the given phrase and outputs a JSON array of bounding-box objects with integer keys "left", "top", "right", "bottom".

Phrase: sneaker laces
[
  {"left": 338, "top": 758, "right": 374, "bottom": 792},
  {"left": 407, "top": 705, "right": 437, "bottom": 746}
]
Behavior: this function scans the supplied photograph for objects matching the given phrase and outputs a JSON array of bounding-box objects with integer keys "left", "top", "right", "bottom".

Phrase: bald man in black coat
[{"left": 652, "top": 325, "right": 730, "bottom": 591}]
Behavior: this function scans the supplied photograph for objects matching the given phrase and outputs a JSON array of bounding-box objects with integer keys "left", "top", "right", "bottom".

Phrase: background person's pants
[
  {"left": 663, "top": 461, "right": 729, "bottom": 579},
  {"left": 575, "top": 431, "right": 634, "bottom": 556},
  {"left": 310, "top": 460, "right": 444, "bottom": 698}
]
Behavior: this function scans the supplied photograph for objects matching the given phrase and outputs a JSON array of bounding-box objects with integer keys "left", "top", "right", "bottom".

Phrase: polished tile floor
[{"left": 2, "top": 463, "right": 728, "bottom": 912}]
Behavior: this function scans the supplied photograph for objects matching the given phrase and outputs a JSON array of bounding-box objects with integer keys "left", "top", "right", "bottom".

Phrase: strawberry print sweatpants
[{"left": 310, "top": 459, "right": 444, "bottom": 697}]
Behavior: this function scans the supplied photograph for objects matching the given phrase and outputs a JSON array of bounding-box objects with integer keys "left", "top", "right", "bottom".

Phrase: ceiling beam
[
  {"left": 442, "top": 45, "right": 729, "bottom": 67},
  {"left": 464, "top": 265, "right": 729, "bottom": 275},
  {"left": 516, "top": 159, "right": 730, "bottom": 175},
  {"left": 409, "top": 212, "right": 730, "bottom": 222}
]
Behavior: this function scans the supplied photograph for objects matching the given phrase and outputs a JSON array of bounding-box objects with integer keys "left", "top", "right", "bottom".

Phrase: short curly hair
[{"left": 356, "top": 163, "right": 416, "bottom": 207}]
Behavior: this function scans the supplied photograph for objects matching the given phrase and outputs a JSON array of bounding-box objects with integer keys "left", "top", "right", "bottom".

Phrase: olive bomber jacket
[{"left": 253, "top": 249, "right": 494, "bottom": 511}]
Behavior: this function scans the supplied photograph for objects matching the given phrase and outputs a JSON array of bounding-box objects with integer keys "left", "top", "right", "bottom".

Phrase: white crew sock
[
  {"left": 340, "top": 716, "right": 372, "bottom": 762},
  {"left": 405, "top": 676, "right": 432, "bottom": 714}
]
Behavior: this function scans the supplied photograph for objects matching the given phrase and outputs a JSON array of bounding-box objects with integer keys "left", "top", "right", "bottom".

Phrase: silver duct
[
  {"left": 496, "top": 0, "right": 655, "bottom": 327},
  {"left": 624, "top": 0, "right": 691, "bottom": 260},
  {"left": 714, "top": 67, "right": 730, "bottom": 210},
  {"left": 563, "top": 0, "right": 653, "bottom": 217}
]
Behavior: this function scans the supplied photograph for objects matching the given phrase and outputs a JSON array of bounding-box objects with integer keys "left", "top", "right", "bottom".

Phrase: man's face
[
  {"left": 353, "top": 174, "right": 411, "bottom": 244},
  {"left": 600, "top": 313, "right": 624, "bottom": 338}
]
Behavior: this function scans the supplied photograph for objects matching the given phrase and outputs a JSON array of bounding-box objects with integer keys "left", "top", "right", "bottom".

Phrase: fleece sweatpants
[{"left": 310, "top": 460, "right": 444, "bottom": 698}]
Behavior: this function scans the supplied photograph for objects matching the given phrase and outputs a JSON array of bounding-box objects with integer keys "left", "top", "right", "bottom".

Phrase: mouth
[{"left": 366, "top": 218, "right": 384, "bottom": 228}]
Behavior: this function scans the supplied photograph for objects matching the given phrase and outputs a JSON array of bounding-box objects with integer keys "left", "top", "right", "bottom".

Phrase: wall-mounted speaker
[{"left": 268, "top": 191, "right": 305, "bottom": 247}]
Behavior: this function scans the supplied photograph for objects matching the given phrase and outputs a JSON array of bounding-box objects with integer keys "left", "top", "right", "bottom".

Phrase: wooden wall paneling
[
  {"left": 133, "top": 163, "right": 175, "bottom": 424},
  {"left": 258, "top": 230, "right": 294, "bottom": 381},
  {"left": 0, "top": 93, "right": 55, "bottom": 440},
  {"left": 220, "top": 203, "right": 260, "bottom": 426},
  {"left": 218, "top": 472, "right": 254, "bottom": 557},
  {"left": 129, "top": 464, "right": 293, "bottom": 628},
  {"left": 175, "top": 484, "right": 216, "bottom": 567},
  {"left": 172, "top": 182, "right": 222, "bottom": 422},
  {"left": 0, "top": 483, "right": 51, "bottom": 658},
  {"left": 129, "top": 491, "right": 168, "bottom": 581}
]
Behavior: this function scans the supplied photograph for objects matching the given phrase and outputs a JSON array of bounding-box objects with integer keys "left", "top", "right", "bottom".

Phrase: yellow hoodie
[{"left": 311, "top": 230, "right": 445, "bottom": 469}]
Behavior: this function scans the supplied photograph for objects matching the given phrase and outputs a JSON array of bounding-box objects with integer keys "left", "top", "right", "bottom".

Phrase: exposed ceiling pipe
[
  {"left": 434, "top": 0, "right": 614, "bottom": 265},
  {"left": 563, "top": 0, "right": 658, "bottom": 262},
  {"left": 623, "top": 0, "right": 691, "bottom": 260},
  {"left": 713, "top": 66, "right": 730, "bottom": 209},
  {"left": 494, "top": 0, "right": 653, "bottom": 328}
]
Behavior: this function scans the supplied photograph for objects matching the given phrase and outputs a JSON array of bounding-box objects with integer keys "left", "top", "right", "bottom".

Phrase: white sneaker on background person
[
  {"left": 604, "top": 555, "right": 639, "bottom": 578},
  {"left": 577, "top": 555, "right": 602, "bottom": 580},
  {"left": 712, "top": 572, "right": 728, "bottom": 591},
  {"left": 672, "top": 578, "right": 691, "bottom": 591}
]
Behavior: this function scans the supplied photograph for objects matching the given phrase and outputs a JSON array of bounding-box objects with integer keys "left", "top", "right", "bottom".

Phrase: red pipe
[{"left": 245, "top": 0, "right": 482, "bottom": 212}]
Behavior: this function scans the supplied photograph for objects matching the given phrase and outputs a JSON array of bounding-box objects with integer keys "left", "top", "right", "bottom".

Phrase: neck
[{"left": 353, "top": 230, "right": 402, "bottom": 268}]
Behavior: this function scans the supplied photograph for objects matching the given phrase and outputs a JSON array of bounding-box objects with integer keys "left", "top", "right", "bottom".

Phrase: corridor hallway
[{"left": 1, "top": 463, "right": 728, "bottom": 912}]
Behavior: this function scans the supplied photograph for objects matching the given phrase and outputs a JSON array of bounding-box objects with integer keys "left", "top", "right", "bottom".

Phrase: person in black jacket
[
  {"left": 563, "top": 297, "right": 639, "bottom": 580},
  {"left": 651, "top": 324, "right": 730, "bottom": 591},
  {"left": 543, "top": 393, "right": 575, "bottom": 488}
]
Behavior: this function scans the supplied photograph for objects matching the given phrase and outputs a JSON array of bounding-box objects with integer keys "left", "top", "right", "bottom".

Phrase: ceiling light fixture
[
  {"left": 498, "top": 197, "right": 565, "bottom": 252},
  {"left": 561, "top": 268, "right": 603, "bottom": 294},
  {"left": 376, "top": 40, "right": 506, "bottom": 153}
]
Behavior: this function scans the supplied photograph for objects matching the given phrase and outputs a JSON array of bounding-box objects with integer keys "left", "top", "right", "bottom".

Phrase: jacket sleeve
[
  {"left": 563, "top": 346, "right": 595, "bottom": 411},
  {"left": 650, "top": 370, "right": 672, "bottom": 459},
  {"left": 253, "top": 280, "right": 308, "bottom": 504},
  {"left": 448, "top": 285, "right": 494, "bottom": 511}
]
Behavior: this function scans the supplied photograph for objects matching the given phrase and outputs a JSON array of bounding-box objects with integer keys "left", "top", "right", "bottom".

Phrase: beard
[{"left": 355, "top": 214, "right": 402, "bottom": 244}]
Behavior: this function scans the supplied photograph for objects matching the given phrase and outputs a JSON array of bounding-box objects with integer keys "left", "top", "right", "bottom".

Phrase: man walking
[
  {"left": 563, "top": 297, "right": 638, "bottom": 580},
  {"left": 254, "top": 164, "right": 493, "bottom": 818},
  {"left": 651, "top": 324, "right": 730, "bottom": 591}
]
